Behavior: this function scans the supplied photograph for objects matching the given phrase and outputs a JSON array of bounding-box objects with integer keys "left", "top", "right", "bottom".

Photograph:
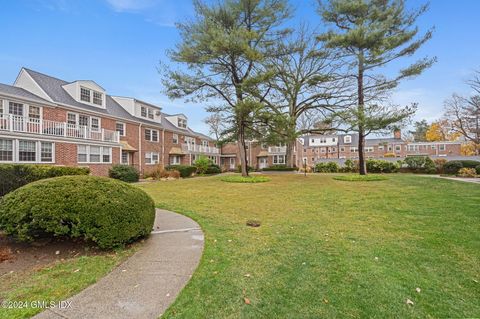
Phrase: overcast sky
[{"left": 1, "top": 0, "right": 479, "bottom": 135}]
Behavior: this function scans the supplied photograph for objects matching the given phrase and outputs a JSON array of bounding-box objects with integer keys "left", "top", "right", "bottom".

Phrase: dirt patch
[{"left": 0, "top": 233, "right": 104, "bottom": 276}]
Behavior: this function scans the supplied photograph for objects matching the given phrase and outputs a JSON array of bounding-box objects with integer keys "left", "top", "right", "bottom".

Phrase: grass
[
  {"left": 0, "top": 247, "right": 136, "bottom": 319},
  {"left": 333, "top": 174, "right": 388, "bottom": 182},
  {"left": 219, "top": 175, "right": 271, "bottom": 183},
  {"left": 138, "top": 174, "right": 480, "bottom": 318}
]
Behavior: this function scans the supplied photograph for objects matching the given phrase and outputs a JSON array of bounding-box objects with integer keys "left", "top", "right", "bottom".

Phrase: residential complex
[
  {"left": 0, "top": 68, "right": 219, "bottom": 176},
  {"left": 0, "top": 68, "right": 464, "bottom": 175}
]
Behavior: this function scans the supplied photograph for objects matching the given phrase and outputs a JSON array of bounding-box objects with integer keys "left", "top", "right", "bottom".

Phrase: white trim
[
  {"left": 0, "top": 137, "right": 55, "bottom": 163},
  {"left": 77, "top": 144, "right": 112, "bottom": 164},
  {"left": 145, "top": 151, "right": 160, "bottom": 165},
  {"left": 14, "top": 68, "right": 54, "bottom": 102}
]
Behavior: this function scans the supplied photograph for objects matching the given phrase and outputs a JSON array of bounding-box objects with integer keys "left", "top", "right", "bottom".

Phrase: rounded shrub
[
  {"left": 109, "top": 164, "right": 140, "bottom": 183},
  {"left": 0, "top": 176, "right": 155, "bottom": 249},
  {"left": 443, "top": 161, "right": 463, "bottom": 175},
  {"left": 315, "top": 162, "right": 339, "bottom": 173},
  {"left": 476, "top": 164, "right": 480, "bottom": 175}
]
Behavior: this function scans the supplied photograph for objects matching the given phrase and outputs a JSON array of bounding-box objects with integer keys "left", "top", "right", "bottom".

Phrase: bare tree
[
  {"left": 444, "top": 72, "right": 480, "bottom": 154},
  {"left": 203, "top": 113, "right": 226, "bottom": 144}
]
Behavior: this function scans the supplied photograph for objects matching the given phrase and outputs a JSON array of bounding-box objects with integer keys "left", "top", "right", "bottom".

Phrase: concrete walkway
[
  {"left": 425, "top": 175, "right": 480, "bottom": 184},
  {"left": 34, "top": 209, "right": 204, "bottom": 319}
]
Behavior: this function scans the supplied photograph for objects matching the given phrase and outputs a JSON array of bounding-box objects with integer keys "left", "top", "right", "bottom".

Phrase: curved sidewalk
[{"left": 34, "top": 209, "right": 204, "bottom": 319}]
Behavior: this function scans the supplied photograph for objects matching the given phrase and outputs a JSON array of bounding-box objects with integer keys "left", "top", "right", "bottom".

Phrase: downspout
[
  {"left": 162, "top": 128, "right": 165, "bottom": 168},
  {"left": 138, "top": 123, "right": 143, "bottom": 175}
]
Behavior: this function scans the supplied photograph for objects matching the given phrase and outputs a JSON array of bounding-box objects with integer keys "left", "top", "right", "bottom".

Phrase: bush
[
  {"left": 0, "top": 164, "right": 90, "bottom": 197},
  {"left": 476, "top": 164, "right": 480, "bottom": 175},
  {"left": 262, "top": 165, "right": 297, "bottom": 171},
  {"left": 457, "top": 168, "right": 476, "bottom": 178},
  {"left": 434, "top": 158, "right": 448, "bottom": 174},
  {"left": 108, "top": 165, "right": 139, "bottom": 183},
  {"left": 342, "top": 159, "right": 358, "bottom": 173},
  {"left": 404, "top": 156, "right": 436, "bottom": 174},
  {"left": 205, "top": 164, "right": 221, "bottom": 175},
  {"left": 166, "top": 165, "right": 196, "bottom": 178},
  {"left": 366, "top": 159, "right": 399, "bottom": 173},
  {"left": 0, "top": 176, "right": 155, "bottom": 249},
  {"left": 443, "top": 161, "right": 463, "bottom": 175},
  {"left": 458, "top": 160, "right": 480, "bottom": 168},
  {"left": 194, "top": 156, "right": 213, "bottom": 175},
  {"left": 315, "top": 162, "right": 339, "bottom": 173},
  {"left": 383, "top": 153, "right": 396, "bottom": 158}
]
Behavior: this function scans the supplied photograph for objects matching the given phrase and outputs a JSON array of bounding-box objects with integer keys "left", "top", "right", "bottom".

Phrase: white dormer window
[
  {"left": 344, "top": 135, "right": 352, "bottom": 143},
  {"left": 80, "top": 87, "right": 103, "bottom": 106},
  {"left": 178, "top": 118, "right": 187, "bottom": 128},
  {"left": 80, "top": 87, "right": 91, "bottom": 102},
  {"left": 141, "top": 106, "right": 154, "bottom": 119}
]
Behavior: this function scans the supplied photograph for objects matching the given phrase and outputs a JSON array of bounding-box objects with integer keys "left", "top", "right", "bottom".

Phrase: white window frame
[
  {"left": 439, "top": 144, "right": 446, "bottom": 151},
  {"left": 77, "top": 145, "right": 112, "bottom": 164},
  {"left": 0, "top": 139, "right": 55, "bottom": 163},
  {"left": 344, "top": 135, "right": 352, "bottom": 143},
  {"left": 170, "top": 155, "right": 181, "bottom": 165},
  {"left": 121, "top": 150, "right": 129, "bottom": 164},
  {"left": 116, "top": 122, "right": 126, "bottom": 136},
  {"left": 0, "top": 138, "right": 14, "bottom": 163},
  {"left": 145, "top": 152, "right": 160, "bottom": 165},
  {"left": 172, "top": 133, "right": 178, "bottom": 144},
  {"left": 145, "top": 128, "right": 159, "bottom": 142},
  {"left": 273, "top": 155, "right": 286, "bottom": 164}
]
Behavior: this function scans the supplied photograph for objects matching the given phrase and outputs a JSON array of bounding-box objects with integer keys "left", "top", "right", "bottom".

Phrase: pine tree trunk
[
  {"left": 237, "top": 123, "right": 249, "bottom": 177},
  {"left": 357, "top": 50, "right": 367, "bottom": 175}
]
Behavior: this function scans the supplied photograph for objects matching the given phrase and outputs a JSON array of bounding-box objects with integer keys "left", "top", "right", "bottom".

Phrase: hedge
[
  {"left": 205, "top": 164, "right": 222, "bottom": 175},
  {"left": 262, "top": 165, "right": 297, "bottom": 171},
  {"left": 0, "top": 176, "right": 155, "bottom": 249},
  {"left": 404, "top": 156, "right": 436, "bottom": 174},
  {"left": 315, "top": 162, "right": 339, "bottom": 173},
  {"left": 109, "top": 164, "right": 140, "bottom": 183},
  {"left": 476, "top": 164, "right": 480, "bottom": 175},
  {"left": 166, "top": 165, "right": 196, "bottom": 178},
  {"left": 366, "top": 159, "right": 399, "bottom": 173},
  {"left": 0, "top": 164, "right": 90, "bottom": 197}
]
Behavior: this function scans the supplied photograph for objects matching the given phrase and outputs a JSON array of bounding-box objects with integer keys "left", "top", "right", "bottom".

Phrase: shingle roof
[{"left": 0, "top": 83, "right": 53, "bottom": 105}]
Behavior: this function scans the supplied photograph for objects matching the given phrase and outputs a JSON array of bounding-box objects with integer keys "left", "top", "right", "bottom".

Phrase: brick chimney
[{"left": 393, "top": 129, "right": 401, "bottom": 139}]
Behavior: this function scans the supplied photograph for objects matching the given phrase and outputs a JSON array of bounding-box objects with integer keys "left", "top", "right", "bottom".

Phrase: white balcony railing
[
  {"left": 0, "top": 114, "right": 119, "bottom": 143},
  {"left": 268, "top": 146, "right": 287, "bottom": 154},
  {"left": 182, "top": 143, "right": 220, "bottom": 154}
]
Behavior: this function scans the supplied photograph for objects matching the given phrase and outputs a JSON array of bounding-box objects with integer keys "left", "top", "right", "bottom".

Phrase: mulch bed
[{"left": 0, "top": 232, "right": 103, "bottom": 276}]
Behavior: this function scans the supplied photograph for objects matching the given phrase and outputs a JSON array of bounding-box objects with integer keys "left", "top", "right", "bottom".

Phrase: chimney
[{"left": 394, "top": 129, "right": 401, "bottom": 139}]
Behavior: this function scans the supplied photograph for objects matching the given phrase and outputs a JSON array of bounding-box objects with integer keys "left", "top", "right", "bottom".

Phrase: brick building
[{"left": 0, "top": 68, "right": 219, "bottom": 176}]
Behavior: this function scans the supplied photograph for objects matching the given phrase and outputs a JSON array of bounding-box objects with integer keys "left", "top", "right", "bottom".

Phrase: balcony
[
  {"left": 181, "top": 143, "right": 220, "bottom": 155},
  {"left": 0, "top": 114, "right": 119, "bottom": 143},
  {"left": 268, "top": 146, "right": 287, "bottom": 154}
]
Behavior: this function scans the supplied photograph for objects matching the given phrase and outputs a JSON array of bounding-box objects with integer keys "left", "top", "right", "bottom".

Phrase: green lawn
[
  {"left": 0, "top": 248, "right": 136, "bottom": 319},
  {"left": 138, "top": 174, "right": 480, "bottom": 318}
]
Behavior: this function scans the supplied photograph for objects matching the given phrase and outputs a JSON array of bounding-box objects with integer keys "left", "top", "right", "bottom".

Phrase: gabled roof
[
  {"left": 0, "top": 83, "right": 55, "bottom": 105},
  {"left": 20, "top": 68, "right": 137, "bottom": 120}
]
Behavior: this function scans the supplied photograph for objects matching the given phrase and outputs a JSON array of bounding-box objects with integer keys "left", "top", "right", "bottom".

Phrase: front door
[
  {"left": 229, "top": 158, "right": 235, "bottom": 170},
  {"left": 259, "top": 157, "right": 268, "bottom": 169}
]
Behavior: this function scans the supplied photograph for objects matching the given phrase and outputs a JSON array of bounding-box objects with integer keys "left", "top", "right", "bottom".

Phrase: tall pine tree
[{"left": 318, "top": 0, "right": 436, "bottom": 174}]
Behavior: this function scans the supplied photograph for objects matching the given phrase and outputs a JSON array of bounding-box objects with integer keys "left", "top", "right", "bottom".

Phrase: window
[
  {"left": 40, "top": 142, "right": 53, "bottom": 162},
  {"left": 202, "top": 140, "right": 208, "bottom": 147},
  {"left": 262, "top": 143, "right": 267, "bottom": 149},
  {"left": 170, "top": 155, "right": 181, "bottom": 165},
  {"left": 121, "top": 151, "right": 129, "bottom": 164},
  {"left": 145, "top": 152, "right": 160, "bottom": 165},
  {"left": 78, "top": 145, "right": 88, "bottom": 163},
  {"left": 18, "top": 140, "right": 36, "bottom": 162},
  {"left": 79, "top": 115, "right": 89, "bottom": 127},
  {"left": 90, "top": 117, "right": 100, "bottom": 132},
  {"left": 172, "top": 134, "right": 178, "bottom": 144},
  {"left": 321, "top": 148, "right": 326, "bottom": 153},
  {"left": 350, "top": 147, "right": 358, "bottom": 152},
  {"left": 141, "top": 106, "right": 154, "bottom": 119},
  {"left": 178, "top": 118, "right": 187, "bottom": 128},
  {"left": 378, "top": 146, "right": 384, "bottom": 151},
  {"left": 365, "top": 147, "right": 374, "bottom": 153},
  {"left": 344, "top": 135, "right": 351, "bottom": 143},
  {"left": 80, "top": 87, "right": 91, "bottom": 102},
  {"left": 145, "top": 129, "right": 158, "bottom": 142},
  {"left": 77, "top": 145, "right": 111, "bottom": 163},
  {"left": 0, "top": 99, "right": 3, "bottom": 114},
  {"left": 116, "top": 122, "right": 125, "bottom": 136},
  {"left": 67, "top": 113, "right": 77, "bottom": 125},
  {"left": 0, "top": 139, "right": 13, "bottom": 161},
  {"left": 388, "top": 146, "right": 393, "bottom": 151},
  {"left": 395, "top": 145, "right": 401, "bottom": 151},
  {"left": 9, "top": 102, "right": 23, "bottom": 116},
  {"left": 102, "top": 147, "right": 111, "bottom": 163},
  {"left": 273, "top": 155, "right": 286, "bottom": 164},
  {"left": 431, "top": 145, "right": 436, "bottom": 150},
  {"left": 340, "top": 147, "right": 345, "bottom": 152},
  {"left": 28, "top": 106, "right": 40, "bottom": 120},
  {"left": 332, "top": 138, "right": 336, "bottom": 142},
  {"left": 89, "top": 146, "right": 101, "bottom": 163},
  {"left": 93, "top": 91, "right": 103, "bottom": 105},
  {"left": 439, "top": 144, "right": 446, "bottom": 151}
]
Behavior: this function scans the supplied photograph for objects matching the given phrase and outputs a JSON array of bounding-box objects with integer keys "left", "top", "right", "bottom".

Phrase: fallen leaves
[
  {"left": 415, "top": 287, "right": 421, "bottom": 293},
  {"left": 406, "top": 298, "right": 414, "bottom": 306},
  {"left": 244, "top": 298, "right": 251, "bottom": 305}
]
